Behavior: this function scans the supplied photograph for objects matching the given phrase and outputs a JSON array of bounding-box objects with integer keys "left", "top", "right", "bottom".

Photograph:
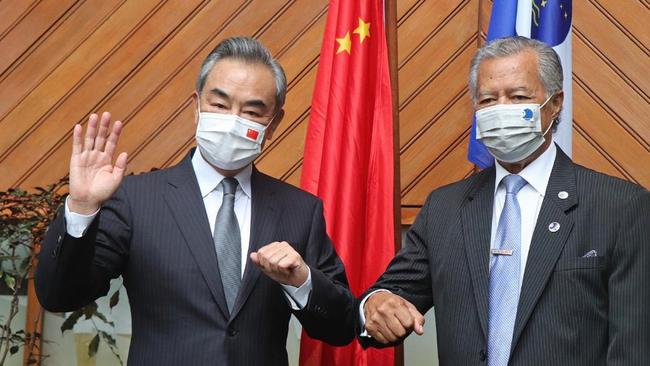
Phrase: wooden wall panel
[
  {"left": 0, "top": 0, "right": 78, "bottom": 73},
  {"left": 0, "top": 0, "right": 329, "bottom": 191},
  {"left": 396, "top": 0, "right": 478, "bottom": 217},
  {"left": 0, "top": 0, "right": 125, "bottom": 120},
  {"left": 0, "top": 1, "right": 38, "bottom": 37},
  {"left": 0, "top": 0, "right": 648, "bottom": 227},
  {"left": 571, "top": 0, "right": 650, "bottom": 187}
]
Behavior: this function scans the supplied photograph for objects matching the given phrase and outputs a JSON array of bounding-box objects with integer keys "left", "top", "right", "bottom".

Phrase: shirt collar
[
  {"left": 494, "top": 142, "right": 556, "bottom": 196},
  {"left": 191, "top": 150, "right": 252, "bottom": 199}
]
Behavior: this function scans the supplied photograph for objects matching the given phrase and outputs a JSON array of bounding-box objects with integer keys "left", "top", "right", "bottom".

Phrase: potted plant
[{"left": 0, "top": 177, "right": 122, "bottom": 365}]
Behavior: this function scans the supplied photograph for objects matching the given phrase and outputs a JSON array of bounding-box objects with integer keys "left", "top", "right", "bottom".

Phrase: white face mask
[
  {"left": 195, "top": 111, "right": 270, "bottom": 170},
  {"left": 475, "top": 95, "right": 554, "bottom": 163}
]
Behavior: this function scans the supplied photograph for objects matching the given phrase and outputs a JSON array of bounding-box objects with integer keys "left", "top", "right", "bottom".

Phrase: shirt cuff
[
  {"left": 281, "top": 268, "right": 312, "bottom": 310},
  {"left": 359, "top": 289, "right": 392, "bottom": 337},
  {"left": 64, "top": 196, "right": 99, "bottom": 238}
]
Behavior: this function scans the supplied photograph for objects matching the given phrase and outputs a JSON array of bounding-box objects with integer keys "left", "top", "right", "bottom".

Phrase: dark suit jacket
[
  {"left": 361, "top": 147, "right": 650, "bottom": 366},
  {"left": 36, "top": 152, "right": 355, "bottom": 365}
]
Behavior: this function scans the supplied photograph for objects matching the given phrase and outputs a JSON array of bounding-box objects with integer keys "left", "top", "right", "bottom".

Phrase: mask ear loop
[
  {"left": 266, "top": 109, "right": 280, "bottom": 125},
  {"left": 194, "top": 92, "right": 202, "bottom": 117},
  {"left": 540, "top": 93, "right": 556, "bottom": 137},
  {"left": 541, "top": 116, "right": 555, "bottom": 137},
  {"left": 539, "top": 93, "right": 554, "bottom": 109}
]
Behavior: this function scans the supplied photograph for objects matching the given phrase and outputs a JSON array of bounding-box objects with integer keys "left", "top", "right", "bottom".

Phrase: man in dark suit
[
  {"left": 36, "top": 37, "right": 355, "bottom": 365},
  {"left": 360, "top": 36, "right": 649, "bottom": 365}
]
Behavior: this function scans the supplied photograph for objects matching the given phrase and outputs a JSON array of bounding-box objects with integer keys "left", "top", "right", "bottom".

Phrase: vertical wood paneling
[{"left": 0, "top": 0, "right": 648, "bottom": 226}]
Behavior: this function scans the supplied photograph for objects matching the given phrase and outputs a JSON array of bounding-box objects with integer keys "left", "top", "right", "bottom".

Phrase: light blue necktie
[
  {"left": 214, "top": 177, "right": 241, "bottom": 314},
  {"left": 488, "top": 174, "right": 527, "bottom": 366}
]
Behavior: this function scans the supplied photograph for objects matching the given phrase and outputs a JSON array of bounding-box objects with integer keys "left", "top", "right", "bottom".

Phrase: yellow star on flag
[
  {"left": 336, "top": 32, "right": 352, "bottom": 54},
  {"left": 353, "top": 18, "right": 370, "bottom": 44}
]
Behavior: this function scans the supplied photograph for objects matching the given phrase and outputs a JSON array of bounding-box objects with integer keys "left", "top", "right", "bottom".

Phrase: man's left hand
[{"left": 250, "top": 241, "right": 308, "bottom": 287}]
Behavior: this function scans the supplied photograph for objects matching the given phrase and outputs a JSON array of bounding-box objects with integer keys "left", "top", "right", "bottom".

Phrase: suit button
[
  {"left": 479, "top": 350, "right": 487, "bottom": 362},
  {"left": 227, "top": 328, "right": 238, "bottom": 337}
]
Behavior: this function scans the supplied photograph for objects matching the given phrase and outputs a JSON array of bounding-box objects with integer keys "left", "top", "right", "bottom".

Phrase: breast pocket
[{"left": 555, "top": 255, "right": 607, "bottom": 271}]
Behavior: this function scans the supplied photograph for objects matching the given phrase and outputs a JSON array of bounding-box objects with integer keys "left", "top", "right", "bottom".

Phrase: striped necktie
[
  {"left": 488, "top": 174, "right": 527, "bottom": 366},
  {"left": 213, "top": 177, "right": 241, "bottom": 314}
]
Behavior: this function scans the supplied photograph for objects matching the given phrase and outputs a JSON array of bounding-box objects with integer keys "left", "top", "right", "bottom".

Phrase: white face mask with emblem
[
  {"left": 195, "top": 111, "right": 271, "bottom": 170},
  {"left": 475, "top": 95, "right": 554, "bottom": 163}
]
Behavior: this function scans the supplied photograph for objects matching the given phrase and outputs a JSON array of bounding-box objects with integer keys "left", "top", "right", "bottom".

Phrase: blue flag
[
  {"left": 532, "top": 0, "right": 572, "bottom": 46},
  {"left": 468, "top": 0, "right": 573, "bottom": 168}
]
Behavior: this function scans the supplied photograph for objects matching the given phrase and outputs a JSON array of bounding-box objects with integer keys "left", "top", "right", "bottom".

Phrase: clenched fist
[
  {"left": 250, "top": 241, "right": 309, "bottom": 287},
  {"left": 363, "top": 291, "right": 425, "bottom": 344}
]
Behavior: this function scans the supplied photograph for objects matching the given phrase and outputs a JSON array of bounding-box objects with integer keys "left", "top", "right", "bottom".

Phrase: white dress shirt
[
  {"left": 492, "top": 143, "right": 556, "bottom": 286},
  {"left": 359, "top": 143, "right": 557, "bottom": 334},
  {"left": 64, "top": 150, "right": 311, "bottom": 308}
]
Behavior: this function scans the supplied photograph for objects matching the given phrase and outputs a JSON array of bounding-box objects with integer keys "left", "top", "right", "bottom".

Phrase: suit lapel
[
  {"left": 511, "top": 148, "right": 578, "bottom": 349},
  {"left": 229, "top": 168, "right": 280, "bottom": 321},
  {"left": 461, "top": 169, "right": 495, "bottom": 341},
  {"left": 164, "top": 153, "right": 229, "bottom": 318}
]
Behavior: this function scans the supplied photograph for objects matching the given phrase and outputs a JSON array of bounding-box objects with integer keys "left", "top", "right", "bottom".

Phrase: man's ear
[
  {"left": 550, "top": 90, "right": 564, "bottom": 121},
  {"left": 192, "top": 92, "right": 200, "bottom": 125},
  {"left": 265, "top": 109, "right": 284, "bottom": 140}
]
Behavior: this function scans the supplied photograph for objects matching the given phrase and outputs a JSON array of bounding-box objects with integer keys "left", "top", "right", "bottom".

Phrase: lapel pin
[
  {"left": 558, "top": 191, "right": 569, "bottom": 199},
  {"left": 548, "top": 222, "right": 560, "bottom": 232},
  {"left": 491, "top": 248, "right": 513, "bottom": 256}
]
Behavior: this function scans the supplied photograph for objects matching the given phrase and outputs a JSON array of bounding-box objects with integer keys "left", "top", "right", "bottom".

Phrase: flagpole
[
  {"left": 384, "top": 1, "right": 403, "bottom": 366},
  {"left": 474, "top": 0, "right": 487, "bottom": 173},
  {"left": 384, "top": 0, "right": 400, "bottom": 255}
]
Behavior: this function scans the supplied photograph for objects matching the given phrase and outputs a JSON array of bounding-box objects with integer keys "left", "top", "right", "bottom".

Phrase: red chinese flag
[{"left": 299, "top": 0, "right": 395, "bottom": 365}]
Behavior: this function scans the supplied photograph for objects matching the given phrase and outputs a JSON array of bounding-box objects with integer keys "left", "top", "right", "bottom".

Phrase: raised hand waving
[{"left": 67, "top": 112, "right": 128, "bottom": 214}]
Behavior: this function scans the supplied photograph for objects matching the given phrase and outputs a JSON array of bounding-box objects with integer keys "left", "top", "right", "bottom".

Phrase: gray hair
[
  {"left": 468, "top": 36, "right": 563, "bottom": 104},
  {"left": 196, "top": 37, "right": 287, "bottom": 109}
]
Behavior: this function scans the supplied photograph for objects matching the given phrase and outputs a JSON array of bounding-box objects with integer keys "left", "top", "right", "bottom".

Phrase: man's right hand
[
  {"left": 68, "top": 112, "right": 127, "bottom": 215},
  {"left": 363, "top": 291, "right": 425, "bottom": 344}
]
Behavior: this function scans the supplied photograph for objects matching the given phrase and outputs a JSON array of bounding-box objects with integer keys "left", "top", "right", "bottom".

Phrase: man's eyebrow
[
  {"left": 477, "top": 86, "right": 532, "bottom": 96},
  {"left": 243, "top": 99, "right": 268, "bottom": 109},
  {"left": 507, "top": 86, "right": 532, "bottom": 93},
  {"left": 209, "top": 88, "right": 229, "bottom": 99},
  {"left": 208, "top": 88, "right": 268, "bottom": 109}
]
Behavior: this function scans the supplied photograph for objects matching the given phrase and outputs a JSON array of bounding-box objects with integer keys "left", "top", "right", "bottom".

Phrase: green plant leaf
[
  {"left": 93, "top": 310, "right": 114, "bottom": 327},
  {"left": 61, "top": 310, "right": 83, "bottom": 333},
  {"left": 1, "top": 175, "right": 74, "bottom": 362},
  {"left": 109, "top": 290, "right": 120, "bottom": 309},
  {"left": 99, "top": 331, "right": 117, "bottom": 347},
  {"left": 100, "top": 331, "right": 123, "bottom": 365},
  {"left": 4, "top": 274, "right": 15, "bottom": 291},
  {"left": 88, "top": 334, "right": 100, "bottom": 357},
  {"left": 83, "top": 302, "right": 98, "bottom": 319}
]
